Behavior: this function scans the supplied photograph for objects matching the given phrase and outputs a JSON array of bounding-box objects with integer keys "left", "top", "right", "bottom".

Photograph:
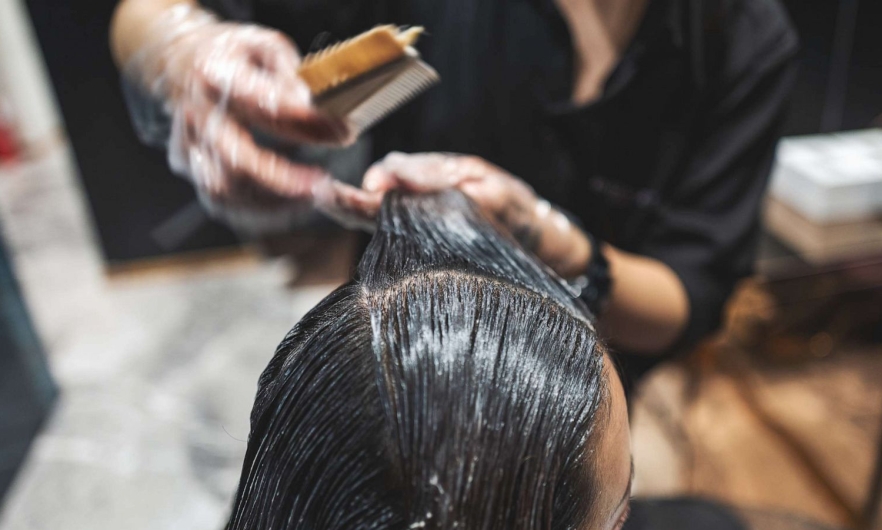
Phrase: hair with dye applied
[{"left": 227, "top": 191, "right": 608, "bottom": 530}]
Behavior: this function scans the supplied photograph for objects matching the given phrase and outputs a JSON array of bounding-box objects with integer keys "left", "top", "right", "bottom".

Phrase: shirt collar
[
  {"left": 530, "top": 0, "right": 688, "bottom": 111},
  {"left": 529, "top": 0, "right": 686, "bottom": 50}
]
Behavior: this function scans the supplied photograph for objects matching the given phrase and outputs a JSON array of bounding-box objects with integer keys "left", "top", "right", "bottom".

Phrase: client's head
[{"left": 227, "top": 191, "right": 631, "bottom": 530}]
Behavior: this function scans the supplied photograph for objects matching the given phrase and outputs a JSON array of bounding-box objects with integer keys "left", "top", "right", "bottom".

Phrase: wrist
[
  {"left": 112, "top": 0, "right": 205, "bottom": 64},
  {"left": 533, "top": 201, "right": 593, "bottom": 278},
  {"left": 123, "top": 3, "right": 219, "bottom": 97},
  {"left": 573, "top": 233, "right": 613, "bottom": 316}
]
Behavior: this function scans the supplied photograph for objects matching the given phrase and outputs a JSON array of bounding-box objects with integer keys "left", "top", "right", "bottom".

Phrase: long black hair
[{"left": 227, "top": 191, "right": 608, "bottom": 530}]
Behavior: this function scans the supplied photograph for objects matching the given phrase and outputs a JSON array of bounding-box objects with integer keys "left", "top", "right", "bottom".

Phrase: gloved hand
[
  {"left": 123, "top": 4, "right": 351, "bottom": 231},
  {"left": 319, "top": 152, "right": 593, "bottom": 277}
]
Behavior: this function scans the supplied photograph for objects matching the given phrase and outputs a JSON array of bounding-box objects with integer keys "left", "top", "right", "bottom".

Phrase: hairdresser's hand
[
  {"left": 325, "top": 152, "right": 593, "bottom": 277},
  {"left": 123, "top": 5, "right": 350, "bottom": 214}
]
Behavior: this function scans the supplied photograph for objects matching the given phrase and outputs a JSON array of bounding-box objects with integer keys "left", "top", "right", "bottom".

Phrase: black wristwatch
[{"left": 572, "top": 232, "right": 612, "bottom": 316}]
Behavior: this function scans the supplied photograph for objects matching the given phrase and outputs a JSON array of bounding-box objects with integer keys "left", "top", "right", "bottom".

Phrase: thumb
[{"left": 362, "top": 164, "right": 400, "bottom": 193}]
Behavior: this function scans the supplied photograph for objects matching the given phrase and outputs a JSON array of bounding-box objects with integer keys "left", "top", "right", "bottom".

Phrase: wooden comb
[{"left": 299, "top": 26, "right": 440, "bottom": 136}]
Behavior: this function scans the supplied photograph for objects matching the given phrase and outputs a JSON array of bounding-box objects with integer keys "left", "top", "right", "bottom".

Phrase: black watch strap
[{"left": 573, "top": 232, "right": 612, "bottom": 316}]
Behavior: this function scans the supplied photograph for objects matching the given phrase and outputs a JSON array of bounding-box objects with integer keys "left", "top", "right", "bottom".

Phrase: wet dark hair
[{"left": 227, "top": 191, "right": 608, "bottom": 530}]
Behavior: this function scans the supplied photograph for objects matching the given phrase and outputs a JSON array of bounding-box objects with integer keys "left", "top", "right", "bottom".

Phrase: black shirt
[{"left": 198, "top": 0, "right": 799, "bottom": 352}]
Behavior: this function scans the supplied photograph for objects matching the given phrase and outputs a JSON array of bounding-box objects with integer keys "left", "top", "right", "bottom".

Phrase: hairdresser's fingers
[
  {"left": 367, "top": 152, "right": 523, "bottom": 204},
  {"left": 391, "top": 152, "right": 478, "bottom": 189},
  {"left": 458, "top": 177, "right": 514, "bottom": 218},
  {"left": 178, "top": 104, "right": 329, "bottom": 202},
  {"left": 189, "top": 30, "right": 350, "bottom": 145},
  {"left": 365, "top": 154, "right": 505, "bottom": 225},
  {"left": 362, "top": 164, "right": 400, "bottom": 193},
  {"left": 365, "top": 152, "right": 543, "bottom": 226},
  {"left": 364, "top": 152, "right": 473, "bottom": 193},
  {"left": 196, "top": 63, "right": 349, "bottom": 145},
  {"left": 330, "top": 183, "right": 383, "bottom": 216},
  {"left": 314, "top": 180, "right": 382, "bottom": 230},
  {"left": 210, "top": 113, "right": 331, "bottom": 198},
  {"left": 376, "top": 153, "right": 547, "bottom": 234},
  {"left": 227, "top": 77, "right": 349, "bottom": 144}
]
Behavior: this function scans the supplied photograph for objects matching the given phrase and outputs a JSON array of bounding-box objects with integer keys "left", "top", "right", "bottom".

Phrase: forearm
[
  {"left": 530, "top": 207, "right": 688, "bottom": 353},
  {"left": 110, "top": 0, "right": 197, "bottom": 67},
  {"left": 600, "top": 245, "right": 689, "bottom": 354}
]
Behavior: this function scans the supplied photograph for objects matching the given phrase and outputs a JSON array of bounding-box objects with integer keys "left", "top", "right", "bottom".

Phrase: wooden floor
[{"left": 632, "top": 292, "right": 882, "bottom": 530}]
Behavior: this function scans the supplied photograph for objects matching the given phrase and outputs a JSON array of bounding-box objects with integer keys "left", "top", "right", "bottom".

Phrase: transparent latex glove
[
  {"left": 316, "top": 152, "right": 592, "bottom": 276},
  {"left": 124, "top": 5, "right": 351, "bottom": 230}
]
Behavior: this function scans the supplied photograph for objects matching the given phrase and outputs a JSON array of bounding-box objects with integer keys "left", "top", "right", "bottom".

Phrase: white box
[{"left": 769, "top": 129, "right": 882, "bottom": 224}]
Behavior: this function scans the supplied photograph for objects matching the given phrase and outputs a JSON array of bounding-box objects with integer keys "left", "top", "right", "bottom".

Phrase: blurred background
[{"left": 0, "top": 0, "right": 880, "bottom": 529}]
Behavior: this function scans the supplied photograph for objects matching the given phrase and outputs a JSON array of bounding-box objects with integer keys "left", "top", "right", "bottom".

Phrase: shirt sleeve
[{"left": 640, "top": 1, "right": 799, "bottom": 352}]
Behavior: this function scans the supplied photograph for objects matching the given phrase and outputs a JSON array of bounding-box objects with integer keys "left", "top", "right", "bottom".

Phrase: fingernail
[{"left": 362, "top": 167, "right": 386, "bottom": 191}]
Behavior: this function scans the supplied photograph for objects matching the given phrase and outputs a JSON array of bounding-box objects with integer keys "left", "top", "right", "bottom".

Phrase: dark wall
[
  {"left": 780, "top": 0, "right": 882, "bottom": 135},
  {"left": 842, "top": 0, "right": 882, "bottom": 129},
  {"left": 24, "top": 0, "right": 238, "bottom": 265}
]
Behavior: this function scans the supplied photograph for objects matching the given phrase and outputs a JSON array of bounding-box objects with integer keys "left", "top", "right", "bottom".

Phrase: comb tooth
[
  {"left": 346, "top": 62, "right": 439, "bottom": 134},
  {"left": 353, "top": 81, "right": 421, "bottom": 126}
]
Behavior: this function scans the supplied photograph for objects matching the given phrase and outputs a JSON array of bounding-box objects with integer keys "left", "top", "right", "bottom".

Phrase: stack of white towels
[{"left": 766, "top": 128, "right": 882, "bottom": 264}]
